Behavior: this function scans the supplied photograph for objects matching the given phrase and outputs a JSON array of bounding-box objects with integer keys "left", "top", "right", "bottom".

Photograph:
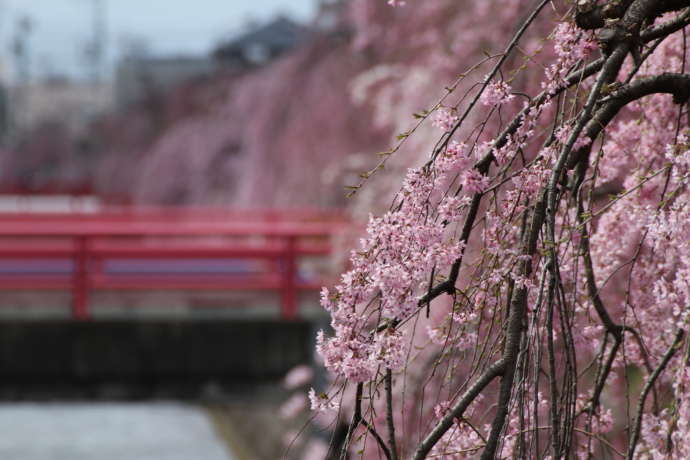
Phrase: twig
[{"left": 627, "top": 329, "right": 685, "bottom": 459}]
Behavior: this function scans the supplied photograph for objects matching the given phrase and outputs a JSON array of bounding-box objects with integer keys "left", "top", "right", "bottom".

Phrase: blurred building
[
  {"left": 0, "top": 75, "right": 111, "bottom": 198},
  {"left": 10, "top": 76, "right": 113, "bottom": 137},
  {"left": 115, "top": 56, "right": 216, "bottom": 109},
  {"left": 213, "top": 17, "right": 307, "bottom": 68}
]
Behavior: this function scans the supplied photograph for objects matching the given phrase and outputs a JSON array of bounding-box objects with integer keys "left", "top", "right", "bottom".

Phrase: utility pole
[
  {"left": 12, "top": 15, "right": 32, "bottom": 86},
  {"left": 0, "top": 1, "right": 8, "bottom": 144},
  {"left": 84, "top": 0, "right": 106, "bottom": 84},
  {"left": 9, "top": 14, "right": 33, "bottom": 142}
]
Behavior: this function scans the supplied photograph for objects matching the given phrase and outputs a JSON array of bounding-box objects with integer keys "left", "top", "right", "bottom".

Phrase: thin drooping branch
[
  {"left": 580, "top": 227, "right": 621, "bottom": 335},
  {"left": 340, "top": 384, "right": 363, "bottom": 460},
  {"left": 360, "top": 418, "right": 392, "bottom": 460},
  {"left": 627, "top": 329, "right": 685, "bottom": 459},
  {"left": 576, "top": 190, "right": 628, "bottom": 416},
  {"left": 385, "top": 369, "right": 399, "bottom": 460},
  {"left": 340, "top": 383, "right": 392, "bottom": 460},
  {"left": 430, "top": 0, "right": 552, "bottom": 162},
  {"left": 479, "top": 191, "right": 548, "bottom": 460},
  {"left": 412, "top": 193, "right": 549, "bottom": 460},
  {"left": 546, "top": 277, "right": 561, "bottom": 458},
  {"left": 574, "top": 167, "right": 659, "bottom": 421},
  {"left": 590, "top": 339, "right": 623, "bottom": 414},
  {"left": 575, "top": 171, "right": 624, "bottom": 337}
]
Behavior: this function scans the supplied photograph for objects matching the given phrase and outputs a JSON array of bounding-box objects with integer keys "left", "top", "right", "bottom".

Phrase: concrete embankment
[{"left": 0, "top": 319, "right": 311, "bottom": 398}]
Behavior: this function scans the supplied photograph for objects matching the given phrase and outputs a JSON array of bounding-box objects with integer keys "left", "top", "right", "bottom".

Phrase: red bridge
[{"left": 0, "top": 208, "right": 344, "bottom": 321}]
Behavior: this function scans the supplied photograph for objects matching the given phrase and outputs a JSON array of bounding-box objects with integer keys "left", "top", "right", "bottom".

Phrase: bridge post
[
  {"left": 280, "top": 235, "right": 297, "bottom": 320},
  {"left": 72, "top": 236, "right": 90, "bottom": 320}
]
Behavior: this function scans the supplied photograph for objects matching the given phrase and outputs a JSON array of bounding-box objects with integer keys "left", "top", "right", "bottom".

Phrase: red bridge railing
[{"left": 0, "top": 209, "right": 344, "bottom": 320}]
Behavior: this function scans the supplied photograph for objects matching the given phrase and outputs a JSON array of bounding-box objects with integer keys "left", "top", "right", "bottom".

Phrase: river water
[{"left": 0, "top": 403, "right": 234, "bottom": 460}]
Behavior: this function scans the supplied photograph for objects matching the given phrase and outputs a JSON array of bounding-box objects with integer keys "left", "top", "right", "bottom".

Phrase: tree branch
[
  {"left": 385, "top": 369, "right": 399, "bottom": 460},
  {"left": 627, "top": 329, "right": 685, "bottom": 459},
  {"left": 410, "top": 359, "right": 505, "bottom": 460},
  {"left": 339, "top": 382, "right": 393, "bottom": 460},
  {"left": 568, "top": 72, "right": 690, "bottom": 169}
]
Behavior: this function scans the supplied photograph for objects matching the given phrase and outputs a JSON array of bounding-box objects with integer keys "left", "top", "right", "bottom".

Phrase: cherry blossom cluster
[
  {"left": 316, "top": 136, "right": 489, "bottom": 383},
  {"left": 543, "top": 22, "right": 597, "bottom": 95},
  {"left": 308, "top": 387, "right": 340, "bottom": 413},
  {"left": 431, "top": 107, "right": 459, "bottom": 132},
  {"left": 480, "top": 79, "right": 515, "bottom": 107}
]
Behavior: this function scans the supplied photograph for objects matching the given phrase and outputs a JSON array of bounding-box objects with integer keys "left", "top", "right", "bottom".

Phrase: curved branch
[
  {"left": 411, "top": 360, "right": 505, "bottom": 460},
  {"left": 568, "top": 73, "right": 690, "bottom": 169},
  {"left": 576, "top": 0, "right": 688, "bottom": 31},
  {"left": 627, "top": 329, "right": 685, "bottom": 459},
  {"left": 640, "top": 6, "right": 690, "bottom": 41}
]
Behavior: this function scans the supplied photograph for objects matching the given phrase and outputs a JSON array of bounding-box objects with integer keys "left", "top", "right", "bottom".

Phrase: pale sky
[{"left": 0, "top": 0, "right": 317, "bottom": 83}]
